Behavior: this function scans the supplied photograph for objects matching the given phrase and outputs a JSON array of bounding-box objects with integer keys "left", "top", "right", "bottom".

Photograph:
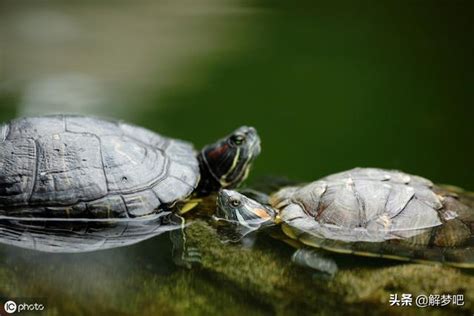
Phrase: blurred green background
[{"left": 1, "top": 0, "right": 473, "bottom": 188}]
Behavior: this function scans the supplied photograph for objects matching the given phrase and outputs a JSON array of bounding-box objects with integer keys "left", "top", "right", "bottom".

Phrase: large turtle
[
  {"left": 0, "top": 115, "right": 261, "bottom": 255},
  {"left": 216, "top": 168, "right": 474, "bottom": 275}
]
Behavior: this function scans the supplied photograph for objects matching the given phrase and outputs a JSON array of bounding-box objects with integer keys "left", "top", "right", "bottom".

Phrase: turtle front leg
[
  {"left": 169, "top": 214, "right": 202, "bottom": 269},
  {"left": 291, "top": 248, "right": 338, "bottom": 277}
]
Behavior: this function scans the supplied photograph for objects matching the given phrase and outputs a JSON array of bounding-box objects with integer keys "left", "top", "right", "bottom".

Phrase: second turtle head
[{"left": 216, "top": 189, "right": 276, "bottom": 230}]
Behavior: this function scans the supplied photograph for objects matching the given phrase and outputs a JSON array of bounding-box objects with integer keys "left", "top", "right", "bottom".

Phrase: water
[{"left": 0, "top": 1, "right": 473, "bottom": 315}]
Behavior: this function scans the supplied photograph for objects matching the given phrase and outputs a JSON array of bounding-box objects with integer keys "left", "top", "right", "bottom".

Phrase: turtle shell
[
  {"left": 271, "top": 168, "right": 474, "bottom": 267},
  {"left": 0, "top": 115, "right": 200, "bottom": 219}
]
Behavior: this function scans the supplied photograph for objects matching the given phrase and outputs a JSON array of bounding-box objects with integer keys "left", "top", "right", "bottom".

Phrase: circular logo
[{"left": 4, "top": 300, "right": 17, "bottom": 314}]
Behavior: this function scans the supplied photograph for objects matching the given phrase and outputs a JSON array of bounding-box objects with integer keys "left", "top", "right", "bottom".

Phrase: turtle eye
[
  {"left": 230, "top": 134, "right": 245, "bottom": 146},
  {"left": 230, "top": 199, "right": 241, "bottom": 207}
]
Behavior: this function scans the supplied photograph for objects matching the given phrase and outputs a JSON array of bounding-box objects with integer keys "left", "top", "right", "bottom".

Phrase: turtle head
[
  {"left": 197, "top": 126, "right": 261, "bottom": 195},
  {"left": 216, "top": 189, "right": 276, "bottom": 234}
]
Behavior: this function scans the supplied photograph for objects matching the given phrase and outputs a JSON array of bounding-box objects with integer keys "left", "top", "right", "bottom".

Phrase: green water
[{"left": 0, "top": 1, "right": 473, "bottom": 315}]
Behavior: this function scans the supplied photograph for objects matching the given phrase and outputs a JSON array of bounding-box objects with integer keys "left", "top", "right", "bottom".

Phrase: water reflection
[{"left": 0, "top": 211, "right": 178, "bottom": 252}]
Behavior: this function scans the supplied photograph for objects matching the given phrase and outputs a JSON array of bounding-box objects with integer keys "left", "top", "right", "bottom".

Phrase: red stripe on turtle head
[{"left": 208, "top": 143, "right": 229, "bottom": 160}]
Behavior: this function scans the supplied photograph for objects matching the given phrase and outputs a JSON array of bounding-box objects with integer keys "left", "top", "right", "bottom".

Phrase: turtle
[
  {"left": 0, "top": 115, "right": 261, "bottom": 258},
  {"left": 216, "top": 168, "right": 474, "bottom": 275}
]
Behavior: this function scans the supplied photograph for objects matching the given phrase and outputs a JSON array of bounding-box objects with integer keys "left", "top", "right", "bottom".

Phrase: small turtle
[
  {"left": 217, "top": 168, "right": 474, "bottom": 275},
  {"left": 0, "top": 115, "right": 260, "bottom": 258}
]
